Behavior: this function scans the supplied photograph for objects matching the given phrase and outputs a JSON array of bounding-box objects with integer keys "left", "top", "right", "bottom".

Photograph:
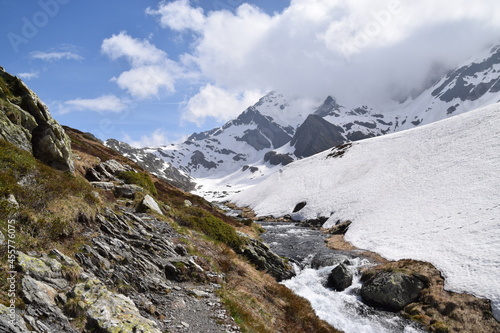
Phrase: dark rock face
[
  {"left": 233, "top": 107, "right": 293, "bottom": 149},
  {"left": 0, "top": 67, "right": 74, "bottom": 172},
  {"left": 291, "top": 115, "right": 346, "bottom": 158},
  {"left": 236, "top": 129, "right": 271, "bottom": 151},
  {"left": 432, "top": 45, "right": 500, "bottom": 102},
  {"left": 314, "top": 96, "right": 342, "bottom": 117},
  {"left": 264, "top": 151, "right": 294, "bottom": 166},
  {"left": 345, "top": 131, "right": 374, "bottom": 142},
  {"left": 360, "top": 271, "right": 425, "bottom": 311},
  {"left": 326, "top": 261, "right": 353, "bottom": 291},
  {"left": 189, "top": 150, "right": 217, "bottom": 170}
]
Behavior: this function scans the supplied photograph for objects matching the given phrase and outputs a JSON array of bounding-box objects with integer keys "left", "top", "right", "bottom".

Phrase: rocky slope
[
  {"left": 0, "top": 69, "right": 339, "bottom": 333},
  {"left": 105, "top": 138, "right": 195, "bottom": 192},
  {"left": 106, "top": 45, "right": 500, "bottom": 198}
]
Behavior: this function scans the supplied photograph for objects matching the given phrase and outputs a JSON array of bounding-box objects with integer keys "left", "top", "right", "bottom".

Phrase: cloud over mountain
[{"left": 146, "top": 0, "right": 500, "bottom": 123}]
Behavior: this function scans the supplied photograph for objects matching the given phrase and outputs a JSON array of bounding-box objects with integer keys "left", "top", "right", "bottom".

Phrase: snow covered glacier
[{"left": 231, "top": 103, "right": 500, "bottom": 320}]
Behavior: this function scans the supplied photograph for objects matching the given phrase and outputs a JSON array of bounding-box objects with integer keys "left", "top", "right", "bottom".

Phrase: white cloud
[
  {"left": 113, "top": 65, "right": 176, "bottom": 99},
  {"left": 146, "top": 0, "right": 205, "bottom": 32},
  {"left": 182, "top": 84, "right": 263, "bottom": 126},
  {"left": 122, "top": 128, "right": 173, "bottom": 148},
  {"left": 148, "top": 0, "right": 500, "bottom": 117},
  {"left": 30, "top": 51, "right": 83, "bottom": 61},
  {"left": 60, "top": 94, "right": 127, "bottom": 114},
  {"left": 101, "top": 32, "right": 180, "bottom": 99},
  {"left": 101, "top": 31, "right": 167, "bottom": 67},
  {"left": 17, "top": 71, "right": 39, "bottom": 80}
]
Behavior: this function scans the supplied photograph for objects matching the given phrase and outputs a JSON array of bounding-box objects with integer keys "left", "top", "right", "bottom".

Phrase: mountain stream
[{"left": 258, "top": 222, "right": 426, "bottom": 333}]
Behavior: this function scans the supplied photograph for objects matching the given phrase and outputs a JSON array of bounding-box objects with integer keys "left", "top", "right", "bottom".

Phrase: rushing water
[{"left": 259, "top": 222, "right": 426, "bottom": 333}]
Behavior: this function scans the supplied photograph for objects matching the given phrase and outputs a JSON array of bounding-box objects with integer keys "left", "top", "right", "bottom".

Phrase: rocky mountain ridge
[{"left": 106, "top": 45, "right": 500, "bottom": 198}]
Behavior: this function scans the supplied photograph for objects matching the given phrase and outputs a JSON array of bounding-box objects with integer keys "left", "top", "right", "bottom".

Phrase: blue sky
[{"left": 1, "top": 0, "right": 499, "bottom": 147}]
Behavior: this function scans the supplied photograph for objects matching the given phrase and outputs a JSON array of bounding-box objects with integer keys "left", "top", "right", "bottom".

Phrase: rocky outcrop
[
  {"left": 71, "top": 279, "right": 162, "bottom": 333},
  {"left": 105, "top": 139, "right": 195, "bottom": 192},
  {"left": 326, "top": 220, "right": 352, "bottom": 235},
  {"left": 234, "top": 107, "right": 293, "bottom": 149},
  {"left": 313, "top": 96, "right": 343, "bottom": 117},
  {"left": 237, "top": 231, "right": 295, "bottom": 282},
  {"left": 3, "top": 205, "right": 240, "bottom": 333},
  {"left": 189, "top": 150, "right": 217, "bottom": 170},
  {"left": 140, "top": 194, "right": 163, "bottom": 215},
  {"left": 0, "top": 67, "right": 74, "bottom": 172},
  {"left": 360, "top": 270, "right": 426, "bottom": 311},
  {"left": 291, "top": 114, "right": 346, "bottom": 158},
  {"left": 263, "top": 150, "right": 294, "bottom": 166}
]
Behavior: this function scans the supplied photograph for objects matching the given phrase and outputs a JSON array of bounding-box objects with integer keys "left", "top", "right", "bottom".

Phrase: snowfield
[{"left": 231, "top": 103, "right": 500, "bottom": 320}]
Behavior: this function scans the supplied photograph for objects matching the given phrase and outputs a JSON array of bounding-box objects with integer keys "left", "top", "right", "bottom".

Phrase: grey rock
[
  {"left": 360, "top": 271, "right": 425, "bottom": 311},
  {"left": 21, "top": 276, "right": 57, "bottom": 307},
  {"left": 0, "top": 68, "right": 74, "bottom": 172},
  {"left": 90, "top": 181, "right": 115, "bottom": 191},
  {"left": 16, "top": 252, "right": 60, "bottom": 280},
  {"left": 0, "top": 231, "right": 4, "bottom": 246},
  {"left": 311, "top": 253, "right": 350, "bottom": 269},
  {"left": 164, "top": 258, "right": 206, "bottom": 283},
  {"left": 50, "top": 249, "right": 80, "bottom": 267},
  {"left": 237, "top": 232, "right": 295, "bottom": 282},
  {"left": 72, "top": 278, "right": 162, "bottom": 333},
  {"left": 100, "top": 159, "right": 131, "bottom": 174},
  {"left": 327, "top": 220, "right": 352, "bottom": 235},
  {"left": 115, "top": 184, "right": 143, "bottom": 198},
  {"left": 0, "top": 304, "right": 30, "bottom": 333},
  {"left": 140, "top": 195, "right": 163, "bottom": 215},
  {"left": 21, "top": 276, "right": 76, "bottom": 332},
  {"left": 6, "top": 194, "right": 19, "bottom": 208},
  {"left": 325, "top": 261, "right": 353, "bottom": 291},
  {"left": 314, "top": 96, "right": 343, "bottom": 117}
]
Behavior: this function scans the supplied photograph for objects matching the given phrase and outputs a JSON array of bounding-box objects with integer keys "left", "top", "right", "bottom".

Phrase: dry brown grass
[
  {"left": 189, "top": 237, "right": 343, "bottom": 333},
  {"left": 72, "top": 150, "right": 100, "bottom": 178}
]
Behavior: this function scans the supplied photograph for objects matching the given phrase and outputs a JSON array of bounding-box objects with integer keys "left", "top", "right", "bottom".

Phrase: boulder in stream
[
  {"left": 325, "top": 260, "right": 353, "bottom": 291},
  {"left": 360, "top": 270, "right": 425, "bottom": 311}
]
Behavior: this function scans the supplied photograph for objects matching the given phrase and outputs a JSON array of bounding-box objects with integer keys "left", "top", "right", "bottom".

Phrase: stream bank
[{"left": 221, "top": 202, "right": 500, "bottom": 333}]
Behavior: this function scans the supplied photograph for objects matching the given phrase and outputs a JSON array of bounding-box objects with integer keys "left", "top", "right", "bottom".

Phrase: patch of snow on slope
[{"left": 231, "top": 103, "right": 500, "bottom": 320}]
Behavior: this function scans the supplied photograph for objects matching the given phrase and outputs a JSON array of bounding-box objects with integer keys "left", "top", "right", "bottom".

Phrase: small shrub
[
  {"left": 119, "top": 171, "right": 157, "bottom": 196},
  {"left": 178, "top": 207, "right": 243, "bottom": 249}
]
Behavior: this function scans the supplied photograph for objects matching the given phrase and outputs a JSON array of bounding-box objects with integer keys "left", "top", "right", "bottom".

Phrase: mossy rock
[
  {"left": 72, "top": 278, "right": 161, "bottom": 333},
  {"left": 119, "top": 171, "right": 157, "bottom": 196}
]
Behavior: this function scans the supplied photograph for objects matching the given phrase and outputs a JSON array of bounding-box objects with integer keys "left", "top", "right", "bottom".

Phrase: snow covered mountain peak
[{"left": 106, "top": 45, "right": 500, "bottom": 198}]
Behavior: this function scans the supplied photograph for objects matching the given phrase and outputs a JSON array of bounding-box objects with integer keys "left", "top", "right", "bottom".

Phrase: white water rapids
[{"left": 260, "top": 222, "right": 426, "bottom": 333}]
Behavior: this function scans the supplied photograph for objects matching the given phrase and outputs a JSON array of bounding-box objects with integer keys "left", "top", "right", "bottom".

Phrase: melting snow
[{"left": 232, "top": 103, "right": 500, "bottom": 320}]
